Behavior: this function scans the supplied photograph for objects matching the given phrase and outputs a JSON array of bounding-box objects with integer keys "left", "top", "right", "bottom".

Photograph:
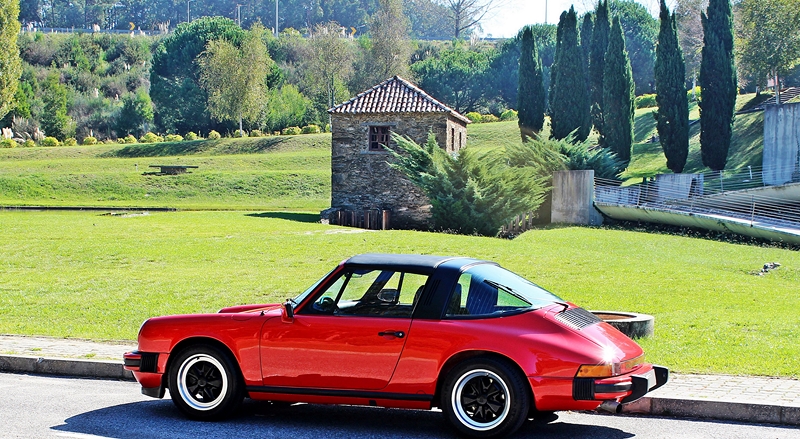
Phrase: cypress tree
[
  {"left": 550, "top": 7, "right": 591, "bottom": 141},
  {"left": 518, "top": 27, "right": 546, "bottom": 142},
  {"left": 699, "top": 0, "right": 737, "bottom": 171},
  {"left": 581, "top": 13, "right": 594, "bottom": 69},
  {"left": 549, "top": 11, "right": 567, "bottom": 115},
  {"left": 589, "top": 0, "right": 610, "bottom": 144},
  {"left": 603, "top": 17, "right": 635, "bottom": 166},
  {"left": 655, "top": 0, "right": 689, "bottom": 173}
]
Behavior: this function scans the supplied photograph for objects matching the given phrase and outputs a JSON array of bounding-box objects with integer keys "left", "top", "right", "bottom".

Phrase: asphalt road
[{"left": 1, "top": 373, "right": 798, "bottom": 439}]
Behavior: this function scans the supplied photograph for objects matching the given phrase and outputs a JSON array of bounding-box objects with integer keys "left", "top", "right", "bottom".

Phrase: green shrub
[
  {"left": 117, "top": 138, "right": 126, "bottom": 144},
  {"left": 63, "top": 137, "right": 78, "bottom": 146},
  {"left": 0, "top": 138, "right": 17, "bottom": 148},
  {"left": 185, "top": 132, "right": 199, "bottom": 141},
  {"left": 500, "top": 109, "right": 518, "bottom": 121},
  {"left": 208, "top": 130, "right": 221, "bottom": 140},
  {"left": 324, "top": 124, "right": 331, "bottom": 133},
  {"left": 104, "top": 139, "right": 115, "bottom": 144},
  {"left": 124, "top": 134, "right": 137, "bottom": 144},
  {"left": 249, "top": 129, "right": 263, "bottom": 137},
  {"left": 282, "top": 126, "right": 302, "bottom": 135},
  {"left": 164, "top": 134, "right": 183, "bottom": 142},
  {"left": 23, "top": 139, "right": 36, "bottom": 148},
  {"left": 465, "top": 112, "right": 483, "bottom": 123},
  {"left": 388, "top": 133, "right": 551, "bottom": 236},
  {"left": 301, "top": 124, "right": 321, "bottom": 134},
  {"left": 635, "top": 94, "right": 657, "bottom": 109},
  {"left": 40, "top": 137, "right": 60, "bottom": 147},
  {"left": 81, "top": 136, "right": 97, "bottom": 145},
  {"left": 481, "top": 114, "right": 500, "bottom": 123},
  {"left": 139, "top": 132, "right": 163, "bottom": 143}
]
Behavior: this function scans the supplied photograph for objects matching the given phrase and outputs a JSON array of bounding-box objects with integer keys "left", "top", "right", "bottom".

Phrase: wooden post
[{"left": 382, "top": 210, "right": 390, "bottom": 230}]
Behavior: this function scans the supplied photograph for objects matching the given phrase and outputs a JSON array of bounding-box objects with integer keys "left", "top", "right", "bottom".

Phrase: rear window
[{"left": 445, "top": 264, "right": 564, "bottom": 318}]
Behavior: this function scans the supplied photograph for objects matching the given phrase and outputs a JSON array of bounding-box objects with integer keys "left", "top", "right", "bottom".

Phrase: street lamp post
[
  {"left": 236, "top": 4, "right": 243, "bottom": 27},
  {"left": 187, "top": 0, "right": 195, "bottom": 23}
]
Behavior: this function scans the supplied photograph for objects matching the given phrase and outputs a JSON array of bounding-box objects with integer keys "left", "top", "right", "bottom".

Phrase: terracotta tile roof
[{"left": 328, "top": 76, "right": 471, "bottom": 124}]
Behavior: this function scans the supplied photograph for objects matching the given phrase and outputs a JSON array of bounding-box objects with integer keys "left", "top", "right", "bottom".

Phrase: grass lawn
[
  {"left": 1, "top": 209, "right": 798, "bottom": 378},
  {"left": 0, "top": 135, "right": 331, "bottom": 211}
]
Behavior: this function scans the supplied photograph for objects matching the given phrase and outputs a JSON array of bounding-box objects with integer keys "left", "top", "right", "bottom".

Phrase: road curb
[
  {"left": 0, "top": 354, "right": 134, "bottom": 381},
  {"left": 624, "top": 396, "right": 800, "bottom": 426}
]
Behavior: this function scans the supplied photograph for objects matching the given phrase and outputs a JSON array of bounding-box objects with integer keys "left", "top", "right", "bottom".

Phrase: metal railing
[{"left": 595, "top": 165, "right": 800, "bottom": 231}]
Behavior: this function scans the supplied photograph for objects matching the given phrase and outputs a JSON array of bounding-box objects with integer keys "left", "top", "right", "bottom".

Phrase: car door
[{"left": 259, "top": 268, "right": 429, "bottom": 390}]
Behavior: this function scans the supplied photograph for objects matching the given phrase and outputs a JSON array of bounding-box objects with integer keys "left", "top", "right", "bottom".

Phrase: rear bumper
[{"left": 573, "top": 364, "right": 669, "bottom": 403}]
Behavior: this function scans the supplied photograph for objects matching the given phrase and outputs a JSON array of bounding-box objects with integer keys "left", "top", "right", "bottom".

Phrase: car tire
[
  {"left": 441, "top": 357, "right": 530, "bottom": 438},
  {"left": 168, "top": 344, "right": 244, "bottom": 420}
]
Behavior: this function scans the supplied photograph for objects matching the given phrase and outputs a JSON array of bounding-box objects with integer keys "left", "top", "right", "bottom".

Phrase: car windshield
[
  {"left": 292, "top": 269, "right": 334, "bottom": 305},
  {"left": 459, "top": 264, "right": 564, "bottom": 313}
]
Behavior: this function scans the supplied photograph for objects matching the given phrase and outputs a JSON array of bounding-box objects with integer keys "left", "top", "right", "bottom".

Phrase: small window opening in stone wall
[
  {"left": 451, "top": 127, "right": 455, "bottom": 151},
  {"left": 369, "top": 126, "right": 391, "bottom": 151}
]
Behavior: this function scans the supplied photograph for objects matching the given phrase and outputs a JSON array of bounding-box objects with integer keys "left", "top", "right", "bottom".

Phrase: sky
[{"left": 480, "top": 0, "right": 664, "bottom": 38}]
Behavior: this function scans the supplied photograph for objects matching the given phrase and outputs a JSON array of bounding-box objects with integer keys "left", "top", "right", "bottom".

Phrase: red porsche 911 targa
[{"left": 124, "top": 254, "right": 667, "bottom": 437}]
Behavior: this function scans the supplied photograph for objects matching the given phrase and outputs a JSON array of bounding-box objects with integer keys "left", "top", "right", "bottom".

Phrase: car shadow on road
[{"left": 51, "top": 399, "right": 636, "bottom": 439}]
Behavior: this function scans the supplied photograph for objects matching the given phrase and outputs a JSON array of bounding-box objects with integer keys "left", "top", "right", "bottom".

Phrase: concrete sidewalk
[{"left": 1, "top": 334, "right": 799, "bottom": 426}]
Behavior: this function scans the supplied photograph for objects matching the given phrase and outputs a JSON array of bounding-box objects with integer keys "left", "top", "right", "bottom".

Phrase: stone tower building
[{"left": 326, "top": 76, "right": 470, "bottom": 228}]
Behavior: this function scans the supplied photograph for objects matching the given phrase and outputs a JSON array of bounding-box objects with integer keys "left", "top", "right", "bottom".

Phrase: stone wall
[
  {"left": 551, "top": 170, "right": 604, "bottom": 225},
  {"left": 329, "top": 112, "right": 466, "bottom": 228}
]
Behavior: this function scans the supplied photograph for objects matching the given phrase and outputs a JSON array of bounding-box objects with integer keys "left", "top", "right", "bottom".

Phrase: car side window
[
  {"left": 308, "top": 269, "right": 428, "bottom": 318},
  {"left": 445, "top": 272, "right": 530, "bottom": 318}
]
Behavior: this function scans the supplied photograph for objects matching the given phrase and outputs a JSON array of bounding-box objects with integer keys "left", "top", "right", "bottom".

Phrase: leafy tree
[
  {"left": 0, "top": 0, "right": 22, "bottom": 122},
  {"left": 699, "top": 0, "right": 736, "bottom": 171},
  {"left": 517, "top": 27, "right": 545, "bottom": 142},
  {"left": 366, "top": 0, "right": 411, "bottom": 83},
  {"left": 550, "top": 7, "right": 591, "bottom": 142},
  {"left": 261, "top": 84, "right": 312, "bottom": 132},
  {"left": 675, "top": 0, "right": 706, "bottom": 85},
  {"left": 150, "top": 17, "right": 245, "bottom": 135},
  {"left": 198, "top": 23, "right": 272, "bottom": 137},
  {"left": 654, "top": 0, "right": 689, "bottom": 173},
  {"left": 438, "top": 0, "right": 499, "bottom": 39},
  {"left": 589, "top": 0, "right": 610, "bottom": 142},
  {"left": 411, "top": 42, "right": 490, "bottom": 114},
  {"left": 736, "top": 0, "right": 800, "bottom": 97},
  {"left": 305, "top": 21, "right": 354, "bottom": 113},
  {"left": 116, "top": 89, "right": 154, "bottom": 136},
  {"left": 40, "top": 72, "right": 73, "bottom": 140},
  {"left": 603, "top": 17, "right": 634, "bottom": 166},
  {"left": 387, "top": 132, "right": 551, "bottom": 236}
]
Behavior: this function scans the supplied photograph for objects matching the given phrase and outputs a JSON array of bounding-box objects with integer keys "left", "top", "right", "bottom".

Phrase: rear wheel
[
  {"left": 168, "top": 344, "right": 244, "bottom": 419},
  {"left": 441, "top": 357, "right": 530, "bottom": 438}
]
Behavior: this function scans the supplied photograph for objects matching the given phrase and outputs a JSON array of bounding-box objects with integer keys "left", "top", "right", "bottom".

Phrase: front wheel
[
  {"left": 168, "top": 344, "right": 244, "bottom": 420},
  {"left": 441, "top": 357, "right": 531, "bottom": 438}
]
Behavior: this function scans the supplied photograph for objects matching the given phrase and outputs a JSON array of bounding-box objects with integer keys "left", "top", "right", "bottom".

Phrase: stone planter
[{"left": 591, "top": 311, "right": 654, "bottom": 339}]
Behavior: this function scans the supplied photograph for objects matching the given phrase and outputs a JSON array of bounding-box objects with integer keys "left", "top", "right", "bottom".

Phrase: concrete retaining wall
[
  {"left": 551, "top": 170, "right": 603, "bottom": 225},
  {"left": 764, "top": 103, "right": 800, "bottom": 185}
]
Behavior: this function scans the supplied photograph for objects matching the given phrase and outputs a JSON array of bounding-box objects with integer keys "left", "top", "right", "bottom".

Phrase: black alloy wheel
[
  {"left": 168, "top": 344, "right": 244, "bottom": 419},
  {"left": 441, "top": 357, "right": 531, "bottom": 438}
]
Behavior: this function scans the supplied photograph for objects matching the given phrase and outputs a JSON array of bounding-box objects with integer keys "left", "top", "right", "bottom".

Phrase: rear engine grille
[
  {"left": 139, "top": 353, "right": 159, "bottom": 373},
  {"left": 573, "top": 378, "right": 595, "bottom": 400},
  {"left": 555, "top": 307, "right": 601, "bottom": 330}
]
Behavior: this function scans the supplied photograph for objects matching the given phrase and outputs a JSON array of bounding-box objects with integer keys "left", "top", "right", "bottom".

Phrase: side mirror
[{"left": 282, "top": 300, "right": 294, "bottom": 323}]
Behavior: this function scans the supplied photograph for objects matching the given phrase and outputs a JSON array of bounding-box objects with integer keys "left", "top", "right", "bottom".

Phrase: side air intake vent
[
  {"left": 555, "top": 307, "right": 601, "bottom": 330},
  {"left": 140, "top": 353, "right": 159, "bottom": 373}
]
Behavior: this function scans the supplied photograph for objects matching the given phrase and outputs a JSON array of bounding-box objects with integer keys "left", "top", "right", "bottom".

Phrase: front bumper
[
  {"left": 573, "top": 364, "right": 669, "bottom": 404},
  {"left": 123, "top": 350, "right": 166, "bottom": 398}
]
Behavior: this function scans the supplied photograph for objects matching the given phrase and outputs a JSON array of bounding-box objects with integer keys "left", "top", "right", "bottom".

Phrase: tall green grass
[{"left": 1, "top": 210, "right": 797, "bottom": 377}]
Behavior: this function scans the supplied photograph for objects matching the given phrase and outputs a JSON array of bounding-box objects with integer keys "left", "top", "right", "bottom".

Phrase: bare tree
[
  {"left": 438, "top": 0, "right": 505, "bottom": 39},
  {"left": 674, "top": 0, "right": 707, "bottom": 86}
]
